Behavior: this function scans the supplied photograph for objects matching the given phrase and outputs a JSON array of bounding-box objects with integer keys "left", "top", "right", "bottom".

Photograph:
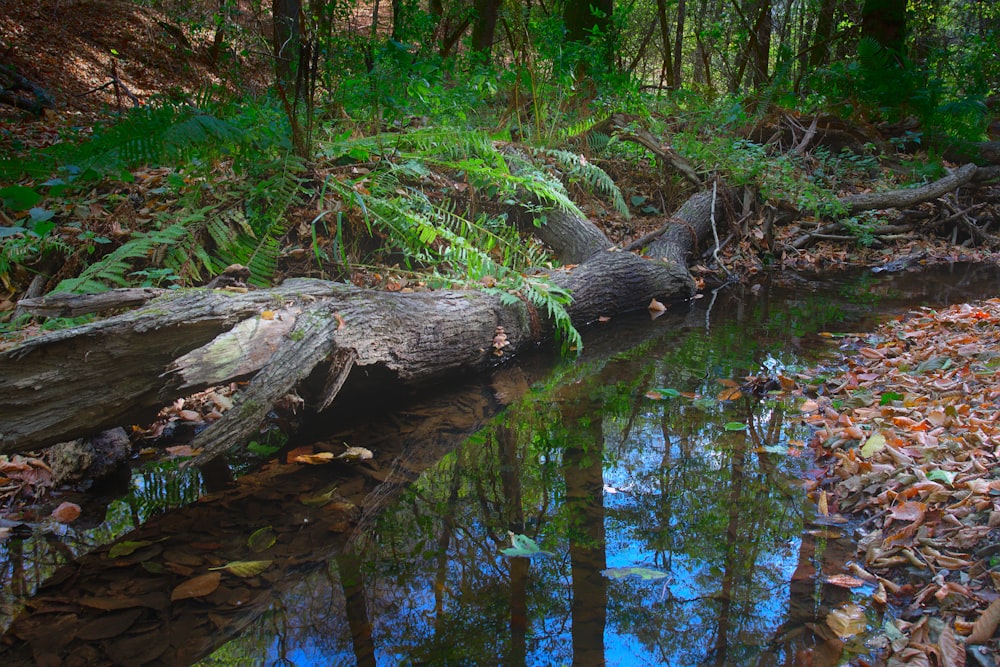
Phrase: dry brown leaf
[
  {"left": 50, "top": 501, "right": 82, "bottom": 523},
  {"left": 824, "top": 574, "right": 866, "bottom": 588},
  {"left": 967, "top": 596, "right": 1000, "bottom": 643},
  {"left": 938, "top": 623, "right": 965, "bottom": 667},
  {"left": 717, "top": 387, "right": 743, "bottom": 401},
  {"left": 826, "top": 603, "right": 866, "bottom": 639},
  {"left": 170, "top": 571, "right": 222, "bottom": 601},
  {"left": 293, "top": 452, "right": 337, "bottom": 464}
]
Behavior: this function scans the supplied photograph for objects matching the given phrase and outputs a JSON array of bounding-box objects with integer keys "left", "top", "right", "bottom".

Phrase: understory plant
[
  {"left": 0, "top": 94, "right": 309, "bottom": 298},
  {"left": 315, "top": 126, "right": 630, "bottom": 352}
]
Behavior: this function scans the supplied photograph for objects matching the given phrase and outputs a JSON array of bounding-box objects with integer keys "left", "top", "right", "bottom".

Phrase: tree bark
[{"left": 471, "top": 0, "right": 501, "bottom": 58}]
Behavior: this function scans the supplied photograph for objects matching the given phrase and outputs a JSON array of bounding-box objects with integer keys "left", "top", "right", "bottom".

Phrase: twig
[
  {"left": 710, "top": 180, "right": 732, "bottom": 277},
  {"left": 789, "top": 115, "right": 819, "bottom": 157}
]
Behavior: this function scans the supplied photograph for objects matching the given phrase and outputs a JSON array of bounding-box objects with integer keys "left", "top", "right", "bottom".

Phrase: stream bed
[{"left": 1, "top": 262, "right": 998, "bottom": 666}]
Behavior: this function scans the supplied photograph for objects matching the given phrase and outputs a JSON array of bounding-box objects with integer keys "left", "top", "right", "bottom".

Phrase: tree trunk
[
  {"left": 272, "top": 0, "right": 300, "bottom": 89},
  {"left": 808, "top": 0, "right": 837, "bottom": 67},
  {"left": 672, "top": 0, "right": 686, "bottom": 88},
  {"left": 471, "top": 0, "right": 501, "bottom": 57},
  {"left": 861, "top": 0, "right": 907, "bottom": 55},
  {"left": 751, "top": 0, "right": 771, "bottom": 89},
  {"left": 655, "top": 0, "right": 674, "bottom": 88},
  {"left": 563, "top": 0, "right": 616, "bottom": 72},
  {"left": 2, "top": 180, "right": 728, "bottom": 458}
]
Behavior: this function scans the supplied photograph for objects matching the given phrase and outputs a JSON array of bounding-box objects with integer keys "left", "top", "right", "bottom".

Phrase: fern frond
[
  {"left": 556, "top": 117, "right": 600, "bottom": 142},
  {"left": 539, "top": 147, "right": 630, "bottom": 218},
  {"left": 54, "top": 221, "right": 194, "bottom": 293},
  {"left": 205, "top": 211, "right": 283, "bottom": 287}
]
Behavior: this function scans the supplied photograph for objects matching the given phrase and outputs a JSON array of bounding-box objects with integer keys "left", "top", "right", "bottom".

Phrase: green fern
[
  {"left": 316, "top": 127, "right": 591, "bottom": 351},
  {"left": 53, "top": 219, "right": 197, "bottom": 293},
  {"left": 204, "top": 213, "right": 281, "bottom": 287},
  {"left": 537, "top": 147, "right": 630, "bottom": 218},
  {"left": 44, "top": 106, "right": 247, "bottom": 178}
]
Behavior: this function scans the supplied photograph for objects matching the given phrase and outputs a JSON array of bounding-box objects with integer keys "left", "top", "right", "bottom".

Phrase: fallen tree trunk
[
  {"left": 790, "top": 163, "right": 985, "bottom": 249},
  {"left": 1, "top": 187, "right": 730, "bottom": 458}
]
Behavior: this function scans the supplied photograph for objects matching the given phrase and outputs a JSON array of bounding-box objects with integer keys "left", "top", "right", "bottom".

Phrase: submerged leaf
[
  {"left": 826, "top": 603, "right": 867, "bottom": 639},
  {"left": 247, "top": 526, "right": 277, "bottom": 553},
  {"left": 170, "top": 571, "right": 222, "bottom": 601},
  {"left": 210, "top": 560, "right": 273, "bottom": 578},
  {"left": 501, "top": 532, "right": 553, "bottom": 558},
  {"left": 645, "top": 387, "right": 680, "bottom": 400},
  {"left": 109, "top": 540, "right": 154, "bottom": 559},
  {"left": 601, "top": 566, "right": 669, "bottom": 581},
  {"left": 51, "top": 501, "right": 82, "bottom": 523}
]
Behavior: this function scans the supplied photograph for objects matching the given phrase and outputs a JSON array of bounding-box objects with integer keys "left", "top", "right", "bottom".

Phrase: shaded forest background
[{"left": 1, "top": 0, "right": 998, "bottom": 344}]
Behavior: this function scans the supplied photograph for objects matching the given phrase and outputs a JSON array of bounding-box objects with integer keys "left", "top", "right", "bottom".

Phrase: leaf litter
[{"left": 787, "top": 298, "right": 1000, "bottom": 664}]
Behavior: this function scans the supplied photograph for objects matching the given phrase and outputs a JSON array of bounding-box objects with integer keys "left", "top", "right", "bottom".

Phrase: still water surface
[{"left": 1, "top": 263, "right": 997, "bottom": 666}]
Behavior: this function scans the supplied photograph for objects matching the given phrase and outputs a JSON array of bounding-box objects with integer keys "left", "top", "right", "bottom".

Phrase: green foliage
[
  {"left": 674, "top": 133, "right": 844, "bottom": 216},
  {"left": 537, "top": 147, "right": 630, "bottom": 219},
  {"left": 317, "top": 127, "right": 595, "bottom": 351},
  {"left": 805, "top": 38, "right": 988, "bottom": 145},
  {"left": 1, "top": 93, "right": 309, "bottom": 296},
  {"left": 839, "top": 213, "right": 880, "bottom": 248},
  {"left": 53, "top": 219, "right": 194, "bottom": 293}
]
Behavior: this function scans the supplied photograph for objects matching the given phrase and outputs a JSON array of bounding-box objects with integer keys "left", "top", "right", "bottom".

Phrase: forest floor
[{"left": 2, "top": 2, "right": 1000, "bottom": 664}]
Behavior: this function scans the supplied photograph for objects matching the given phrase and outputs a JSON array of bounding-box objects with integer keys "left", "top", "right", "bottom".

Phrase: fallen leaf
[
  {"left": 50, "top": 501, "right": 81, "bottom": 523},
  {"left": 293, "top": 452, "right": 337, "bottom": 464},
  {"left": 209, "top": 560, "right": 273, "bottom": 578},
  {"left": 860, "top": 432, "right": 886, "bottom": 457},
  {"left": 826, "top": 603, "right": 867, "bottom": 639},
  {"left": 170, "top": 572, "right": 222, "bottom": 601},
  {"left": 647, "top": 298, "right": 666, "bottom": 313},
  {"left": 717, "top": 387, "right": 743, "bottom": 401},
  {"left": 601, "top": 566, "right": 669, "bottom": 581},
  {"left": 824, "top": 574, "right": 866, "bottom": 588},
  {"left": 248, "top": 526, "right": 277, "bottom": 553},
  {"left": 336, "top": 446, "right": 374, "bottom": 461},
  {"left": 109, "top": 540, "right": 154, "bottom": 559},
  {"left": 501, "top": 532, "right": 553, "bottom": 558},
  {"left": 968, "top": 597, "right": 1000, "bottom": 644},
  {"left": 937, "top": 623, "right": 965, "bottom": 667}
]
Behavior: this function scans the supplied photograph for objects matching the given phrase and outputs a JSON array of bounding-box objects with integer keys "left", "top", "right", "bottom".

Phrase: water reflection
[{"left": 1, "top": 263, "right": 998, "bottom": 665}]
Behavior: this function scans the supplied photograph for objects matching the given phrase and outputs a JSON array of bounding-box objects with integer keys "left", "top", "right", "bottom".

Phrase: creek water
[{"left": 1, "top": 262, "right": 998, "bottom": 666}]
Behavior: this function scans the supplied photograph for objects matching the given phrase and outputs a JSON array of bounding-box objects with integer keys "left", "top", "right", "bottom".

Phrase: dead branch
[{"left": 587, "top": 113, "right": 703, "bottom": 188}]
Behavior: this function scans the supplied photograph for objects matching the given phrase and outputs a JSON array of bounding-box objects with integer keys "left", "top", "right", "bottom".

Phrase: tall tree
[
  {"left": 563, "top": 0, "right": 616, "bottom": 71},
  {"left": 471, "top": 0, "right": 501, "bottom": 58},
  {"left": 808, "top": 0, "right": 839, "bottom": 67},
  {"left": 861, "top": 0, "right": 907, "bottom": 54},
  {"left": 272, "top": 0, "right": 301, "bottom": 89},
  {"left": 655, "top": 0, "right": 675, "bottom": 88},
  {"left": 672, "top": 0, "right": 687, "bottom": 87}
]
